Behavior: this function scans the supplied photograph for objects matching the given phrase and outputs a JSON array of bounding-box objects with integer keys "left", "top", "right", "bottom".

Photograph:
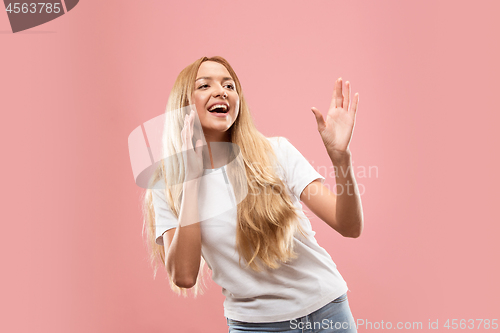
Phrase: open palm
[{"left": 311, "top": 78, "right": 359, "bottom": 156}]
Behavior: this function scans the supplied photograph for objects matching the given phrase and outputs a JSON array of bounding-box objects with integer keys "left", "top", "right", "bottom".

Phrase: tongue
[{"left": 209, "top": 107, "right": 227, "bottom": 113}]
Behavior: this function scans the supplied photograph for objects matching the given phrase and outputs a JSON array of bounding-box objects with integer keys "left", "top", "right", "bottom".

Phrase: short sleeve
[
  {"left": 273, "top": 137, "right": 325, "bottom": 200},
  {"left": 152, "top": 188, "right": 179, "bottom": 246}
]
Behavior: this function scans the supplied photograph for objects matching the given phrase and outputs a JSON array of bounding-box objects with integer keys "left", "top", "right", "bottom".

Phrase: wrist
[
  {"left": 328, "top": 148, "right": 352, "bottom": 166},
  {"left": 182, "top": 177, "right": 201, "bottom": 190}
]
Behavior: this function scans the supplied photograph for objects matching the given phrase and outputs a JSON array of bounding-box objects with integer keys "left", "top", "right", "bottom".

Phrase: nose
[{"left": 212, "top": 85, "right": 228, "bottom": 99}]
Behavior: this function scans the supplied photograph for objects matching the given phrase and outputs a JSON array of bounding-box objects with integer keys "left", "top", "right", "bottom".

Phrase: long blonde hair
[{"left": 142, "top": 56, "right": 306, "bottom": 297}]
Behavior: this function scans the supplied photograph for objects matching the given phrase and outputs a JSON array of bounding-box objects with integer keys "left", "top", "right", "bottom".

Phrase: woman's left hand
[{"left": 311, "top": 77, "right": 359, "bottom": 162}]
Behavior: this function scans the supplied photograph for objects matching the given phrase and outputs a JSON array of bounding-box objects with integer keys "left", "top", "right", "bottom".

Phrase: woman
[{"left": 142, "top": 56, "right": 363, "bottom": 332}]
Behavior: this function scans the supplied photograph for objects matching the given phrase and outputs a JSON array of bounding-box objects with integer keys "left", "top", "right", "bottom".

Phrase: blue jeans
[{"left": 226, "top": 293, "right": 357, "bottom": 333}]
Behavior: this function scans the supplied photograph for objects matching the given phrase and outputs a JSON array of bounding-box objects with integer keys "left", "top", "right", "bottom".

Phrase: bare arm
[
  {"left": 163, "top": 179, "right": 202, "bottom": 288},
  {"left": 307, "top": 77, "right": 363, "bottom": 237},
  {"left": 300, "top": 152, "right": 363, "bottom": 238},
  {"left": 163, "top": 110, "right": 204, "bottom": 289}
]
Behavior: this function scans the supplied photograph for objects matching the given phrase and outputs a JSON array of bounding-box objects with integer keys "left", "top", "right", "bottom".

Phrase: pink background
[{"left": 1, "top": 0, "right": 499, "bottom": 332}]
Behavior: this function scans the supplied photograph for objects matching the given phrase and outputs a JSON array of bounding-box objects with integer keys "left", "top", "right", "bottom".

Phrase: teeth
[{"left": 208, "top": 104, "right": 228, "bottom": 111}]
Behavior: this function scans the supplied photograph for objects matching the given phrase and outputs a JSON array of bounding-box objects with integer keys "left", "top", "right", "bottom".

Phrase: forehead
[{"left": 196, "top": 61, "right": 233, "bottom": 80}]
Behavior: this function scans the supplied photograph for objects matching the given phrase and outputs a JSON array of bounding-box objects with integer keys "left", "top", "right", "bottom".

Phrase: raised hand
[
  {"left": 311, "top": 78, "right": 359, "bottom": 161},
  {"left": 181, "top": 110, "right": 204, "bottom": 182}
]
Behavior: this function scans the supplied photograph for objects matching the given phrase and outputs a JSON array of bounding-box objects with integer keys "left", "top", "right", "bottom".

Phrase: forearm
[
  {"left": 330, "top": 150, "right": 364, "bottom": 238},
  {"left": 166, "top": 179, "right": 202, "bottom": 287}
]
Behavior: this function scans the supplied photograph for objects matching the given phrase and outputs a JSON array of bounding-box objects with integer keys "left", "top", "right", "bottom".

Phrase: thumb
[
  {"left": 195, "top": 140, "right": 203, "bottom": 156},
  {"left": 311, "top": 107, "right": 326, "bottom": 131}
]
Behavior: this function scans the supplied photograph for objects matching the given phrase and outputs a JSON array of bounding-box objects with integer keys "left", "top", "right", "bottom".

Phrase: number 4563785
[
  {"left": 6, "top": 3, "right": 62, "bottom": 14},
  {"left": 444, "top": 319, "right": 498, "bottom": 329}
]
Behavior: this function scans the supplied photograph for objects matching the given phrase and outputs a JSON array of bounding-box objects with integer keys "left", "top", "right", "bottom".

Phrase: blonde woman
[{"left": 142, "top": 56, "right": 363, "bottom": 332}]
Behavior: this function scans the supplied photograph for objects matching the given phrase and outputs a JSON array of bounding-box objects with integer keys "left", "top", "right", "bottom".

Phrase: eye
[
  {"left": 225, "top": 84, "right": 235, "bottom": 90},
  {"left": 198, "top": 84, "right": 208, "bottom": 89}
]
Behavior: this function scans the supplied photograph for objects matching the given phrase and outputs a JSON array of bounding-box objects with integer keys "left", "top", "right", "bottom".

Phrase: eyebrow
[{"left": 195, "top": 76, "right": 234, "bottom": 82}]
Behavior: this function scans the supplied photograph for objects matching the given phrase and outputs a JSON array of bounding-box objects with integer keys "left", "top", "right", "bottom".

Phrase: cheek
[
  {"left": 232, "top": 95, "right": 240, "bottom": 109},
  {"left": 196, "top": 108, "right": 204, "bottom": 121},
  {"left": 193, "top": 94, "right": 207, "bottom": 114}
]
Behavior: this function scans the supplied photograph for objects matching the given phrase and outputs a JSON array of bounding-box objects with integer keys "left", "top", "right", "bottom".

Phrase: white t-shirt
[{"left": 152, "top": 137, "right": 348, "bottom": 323}]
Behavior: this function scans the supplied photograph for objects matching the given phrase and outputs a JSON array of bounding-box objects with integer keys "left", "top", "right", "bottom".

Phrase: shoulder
[
  {"left": 151, "top": 180, "right": 168, "bottom": 205},
  {"left": 266, "top": 136, "right": 294, "bottom": 151},
  {"left": 265, "top": 136, "right": 303, "bottom": 172},
  {"left": 266, "top": 136, "right": 289, "bottom": 144},
  {"left": 266, "top": 136, "right": 304, "bottom": 160}
]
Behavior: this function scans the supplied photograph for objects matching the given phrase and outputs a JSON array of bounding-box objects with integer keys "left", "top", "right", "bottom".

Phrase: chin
[
  {"left": 214, "top": 126, "right": 232, "bottom": 133},
  {"left": 209, "top": 119, "right": 233, "bottom": 128}
]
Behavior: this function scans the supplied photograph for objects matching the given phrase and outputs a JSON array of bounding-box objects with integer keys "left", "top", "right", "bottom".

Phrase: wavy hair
[{"left": 142, "top": 56, "right": 306, "bottom": 297}]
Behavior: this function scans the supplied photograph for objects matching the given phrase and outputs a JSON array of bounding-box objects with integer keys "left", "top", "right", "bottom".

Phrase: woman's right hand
[{"left": 181, "top": 110, "right": 204, "bottom": 182}]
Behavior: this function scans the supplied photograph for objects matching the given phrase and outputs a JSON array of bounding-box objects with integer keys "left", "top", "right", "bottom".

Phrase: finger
[
  {"left": 349, "top": 93, "right": 359, "bottom": 118},
  {"left": 181, "top": 115, "right": 187, "bottom": 135},
  {"left": 344, "top": 81, "right": 351, "bottom": 112},
  {"left": 188, "top": 111, "right": 194, "bottom": 138},
  {"left": 189, "top": 110, "right": 195, "bottom": 135},
  {"left": 186, "top": 116, "right": 194, "bottom": 150},
  {"left": 181, "top": 118, "right": 187, "bottom": 147},
  {"left": 334, "top": 78, "right": 343, "bottom": 109},
  {"left": 311, "top": 107, "right": 326, "bottom": 132},
  {"left": 182, "top": 115, "right": 190, "bottom": 144},
  {"left": 181, "top": 120, "right": 186, "bottom": 149},
  {"left": 195, "top": 139, "right": 203, "bottom": 156}
]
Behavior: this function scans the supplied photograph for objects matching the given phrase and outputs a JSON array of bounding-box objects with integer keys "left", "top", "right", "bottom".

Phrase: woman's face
[{"left": 191, "top": 61, "right": 240, "bottom": 142}]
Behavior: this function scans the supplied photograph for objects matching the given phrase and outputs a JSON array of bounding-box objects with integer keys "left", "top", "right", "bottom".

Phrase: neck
[
  {"left": 201, "top": 129, "right": 232, "bottom": 169},
  {"left": 205, "top": 140, "right": 232, "bottom": 170},
  {"left": 203, "top": 131, "right": 231, "bottom": 143}
]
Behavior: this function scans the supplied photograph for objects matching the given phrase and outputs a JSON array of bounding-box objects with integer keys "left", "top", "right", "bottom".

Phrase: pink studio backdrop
[{"left": 1, "top": 0, "right": 499, "bottom": 332}]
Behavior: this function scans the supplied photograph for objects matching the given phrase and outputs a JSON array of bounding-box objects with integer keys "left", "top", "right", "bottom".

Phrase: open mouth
[{"left": 208, "top": 104, "right": 229, "bottom": 114}]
